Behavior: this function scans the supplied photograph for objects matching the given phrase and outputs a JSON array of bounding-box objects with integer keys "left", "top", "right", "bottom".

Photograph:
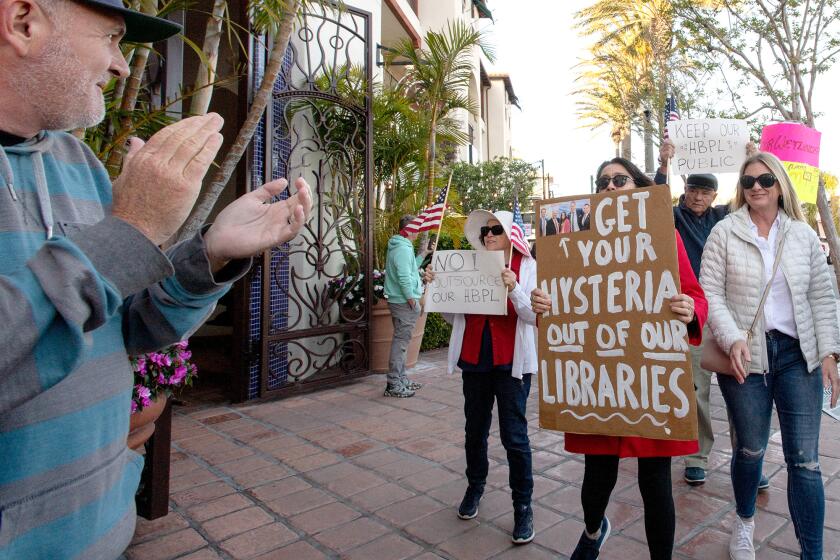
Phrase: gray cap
[{"left": 685, "top": 174, "right": 718, "bottom": 191}]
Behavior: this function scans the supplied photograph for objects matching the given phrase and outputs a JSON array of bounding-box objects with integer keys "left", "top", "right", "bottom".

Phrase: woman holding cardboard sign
[
  {"left": 530, "top": 157, "right": 707, "bottom": 560},
  {"left": 422, "top": 209, "right": 538, "bottom": 545},
  {"left": 700, "top": 151, "right": 840, "bottom": 560}
]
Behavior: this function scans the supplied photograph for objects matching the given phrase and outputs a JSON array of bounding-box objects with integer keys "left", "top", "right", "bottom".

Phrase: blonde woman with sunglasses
[{"left": 700, "top": 151, "right": 840, "bottom": 560}]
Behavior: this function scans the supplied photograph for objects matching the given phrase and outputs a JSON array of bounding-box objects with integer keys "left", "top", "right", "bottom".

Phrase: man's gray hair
[
  {"left": 36, "top": 0, "right": 70, "bottom": 29},
  {"left": 398, "top": 214, "right": 416, "bottom": 231}
]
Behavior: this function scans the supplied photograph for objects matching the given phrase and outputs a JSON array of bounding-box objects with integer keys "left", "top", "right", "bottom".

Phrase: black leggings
[{"left": 581, "top": 454, "right": 675, "bottom": 560}]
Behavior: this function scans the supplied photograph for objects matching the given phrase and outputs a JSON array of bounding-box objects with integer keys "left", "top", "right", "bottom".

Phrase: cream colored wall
[{"left": 486, "top": 79, "right": 511, "bottom": 160}]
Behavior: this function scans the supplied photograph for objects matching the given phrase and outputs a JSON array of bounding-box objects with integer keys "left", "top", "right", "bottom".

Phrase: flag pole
[
  {"left": 430, "top": 171, "right": 453, "bottom": 262},
  {"left": 421, "top": 172, "right": 453, "bottom": 299},
  {"left": 508, "top": 186, "right": 518, "bottom": 270}
]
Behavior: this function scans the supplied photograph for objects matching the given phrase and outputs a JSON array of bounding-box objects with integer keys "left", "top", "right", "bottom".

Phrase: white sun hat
[{"left": 464, "top": 210, "right": 529, "bottom": 256}]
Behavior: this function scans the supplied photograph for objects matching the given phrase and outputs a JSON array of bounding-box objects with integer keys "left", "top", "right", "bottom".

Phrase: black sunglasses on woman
[
  {"left": 595, "top": 174, "right": 632, "bottom": 191},
  {"left": 480, "top": 224, "right": 505, "bottom": 238},
  {"left": 739, "top": 173, "right": 777, "bottom": 189}
]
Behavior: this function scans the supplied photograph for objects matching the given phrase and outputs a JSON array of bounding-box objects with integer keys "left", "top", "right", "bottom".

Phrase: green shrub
[{"left": 421, "top": 312, "right": 452, "bottom": 351}]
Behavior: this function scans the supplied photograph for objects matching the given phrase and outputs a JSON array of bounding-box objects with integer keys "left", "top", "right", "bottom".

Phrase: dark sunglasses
[
  {"left": 595, "top": 174, "right": 632, "bottom": 191},
  {"left": 739, "top": 173, "right": 777, "bottom": 189},
  {"left": 480, "top": 224, "right": 505, "bottom": 238}
]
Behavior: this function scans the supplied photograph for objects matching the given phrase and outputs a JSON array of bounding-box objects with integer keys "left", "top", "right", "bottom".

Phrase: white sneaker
[{"left": 729, "top": 516, "right": 755, "bottom": 560}]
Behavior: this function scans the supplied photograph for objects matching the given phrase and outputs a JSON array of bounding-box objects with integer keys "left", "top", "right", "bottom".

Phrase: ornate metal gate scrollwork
[{"left": 248, "top": 4, "right": 372, "bottom": 398}]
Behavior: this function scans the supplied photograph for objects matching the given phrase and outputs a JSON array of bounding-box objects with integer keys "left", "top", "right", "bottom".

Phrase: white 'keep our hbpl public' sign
[{"left": 667, "top": 118, "right": 748, "bottom": 174}]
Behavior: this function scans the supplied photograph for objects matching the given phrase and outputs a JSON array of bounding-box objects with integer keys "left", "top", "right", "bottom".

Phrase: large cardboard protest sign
[
  {"left": 536, "top": 185, "right": 698, "bottom": 440},
  {"left": 425, "top": 250, "right": 507, "bottom": 315},
  {"left": 667, "top": 118, "right": 748, "bottom": 174},
  {"left": 760, "top": 122, "right": 821, "bottom": 204}
]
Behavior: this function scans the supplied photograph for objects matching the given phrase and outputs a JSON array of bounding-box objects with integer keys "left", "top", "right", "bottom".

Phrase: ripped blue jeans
[{"left": 718, "top": 330, "right": 824, "bottom": 559}]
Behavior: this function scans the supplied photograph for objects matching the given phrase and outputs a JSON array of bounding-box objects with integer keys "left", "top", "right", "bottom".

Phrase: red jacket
[{"left": 564, "top": 231, "right": 708, "bottom": 458}]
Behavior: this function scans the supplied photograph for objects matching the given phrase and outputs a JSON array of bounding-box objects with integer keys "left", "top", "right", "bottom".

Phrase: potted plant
[
  {"left": 128, "top": 341, "right": 197, "bottom": 450},
  {"left": 326, "top": 269, "right": 386, "bottom": 322}
]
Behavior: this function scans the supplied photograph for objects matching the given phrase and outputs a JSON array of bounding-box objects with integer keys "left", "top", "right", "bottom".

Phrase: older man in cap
[
  {"left": 0, "top": 1, "right": 311, "bottom": 557},
  {"left": 670, "top": 174, "right": 728, "bottom": 486}
]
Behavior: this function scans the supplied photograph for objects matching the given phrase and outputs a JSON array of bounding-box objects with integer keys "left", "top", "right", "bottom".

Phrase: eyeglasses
[
  {"left": 480, "top": 224, "right": 505, "bottom": 238},
  {"left": 739, "top": 173, "right": 777, "bottom": 189},
  {"left": 595, "top": 174, "right": 632, "bottom": 191}
]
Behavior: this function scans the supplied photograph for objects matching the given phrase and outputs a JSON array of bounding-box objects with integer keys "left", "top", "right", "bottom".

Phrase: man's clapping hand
[
  {"left": 112, "top": 114, "right": 225, "bottom": 245},
  {"left": 204, "top": 178, "right": 312, "bottom": 272}
]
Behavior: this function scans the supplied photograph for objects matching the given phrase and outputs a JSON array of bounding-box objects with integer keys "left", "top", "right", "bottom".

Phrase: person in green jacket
[{"left": 383, "top": 215, "right": 427, "bottom": 397}]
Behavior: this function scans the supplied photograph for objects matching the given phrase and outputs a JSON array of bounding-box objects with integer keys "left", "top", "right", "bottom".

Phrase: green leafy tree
[{"left": 450, "top": 158, "right": 538, "bottom": 215}]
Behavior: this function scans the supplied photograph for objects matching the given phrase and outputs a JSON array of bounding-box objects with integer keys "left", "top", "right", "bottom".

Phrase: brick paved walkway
[{"left": 126, "top": 348, "right": 840, "bottom": 559}]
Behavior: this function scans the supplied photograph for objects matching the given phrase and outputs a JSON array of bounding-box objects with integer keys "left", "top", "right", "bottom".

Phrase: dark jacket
[
  {"left": 673, "top": 196, "right": 730, "bottom": 277},
  {"left": 653, "top": 170, "right": 729, "bottom": 277}
]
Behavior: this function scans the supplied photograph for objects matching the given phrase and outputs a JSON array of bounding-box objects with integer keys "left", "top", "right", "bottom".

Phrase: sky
[{"left": 482, "top": 1, "right": 840, "bottom": 203}]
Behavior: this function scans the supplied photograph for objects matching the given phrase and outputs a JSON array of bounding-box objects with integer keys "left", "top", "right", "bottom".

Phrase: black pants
[
  {"left": 462, "top": 371, "right": 533, "bottom": 506},
  {"left": 582, "top": 454, "right": 675, "bottom": 560}
]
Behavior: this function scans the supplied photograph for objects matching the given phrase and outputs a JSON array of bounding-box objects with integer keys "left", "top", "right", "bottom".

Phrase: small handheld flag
[
  {"left": 663, "top": 94, "right": 680, "bottom": 139},
  {"left": 510, "top": 197, "right": 531, "bottom": 258},
  {"left": 403, "top": 182, "right": 450, "bottom": 234}
]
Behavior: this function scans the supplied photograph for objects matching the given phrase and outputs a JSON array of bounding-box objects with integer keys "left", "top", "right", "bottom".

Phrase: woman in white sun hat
[{"left": 423, "top": 209, "right": 537, "bottom": 545}]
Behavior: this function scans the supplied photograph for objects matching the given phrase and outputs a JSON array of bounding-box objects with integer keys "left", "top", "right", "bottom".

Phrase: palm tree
[
  {"left": 575, "top": 29, "right": 652, "bottom": 158},
  {"left": 574, "top": 0, "right": 697, "bottom": 164},
  {"left": 387, "top": 20, "right": 495, "bottom": 206}
]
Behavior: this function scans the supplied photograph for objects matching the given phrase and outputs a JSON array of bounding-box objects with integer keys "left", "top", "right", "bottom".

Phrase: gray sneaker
[{"left": 384, "top": 384, "right": 415, "bottom": 398}]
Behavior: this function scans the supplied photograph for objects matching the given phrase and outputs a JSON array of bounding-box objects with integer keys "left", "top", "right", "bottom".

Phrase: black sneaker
[
  {"left": 384, "top": 384, "right": 415, "bottom": 398},
  {"left": 570, "top": 516, "right": 610, "bottom": 559},
  {"left": 457, "top": 485, "right": 483, "bottom": 519},
  {"left": 511, "top": 504, "right": 535, "bottom": 544},
  {"left": 405, "top": 380, "right": 422, "bottom": 390}
]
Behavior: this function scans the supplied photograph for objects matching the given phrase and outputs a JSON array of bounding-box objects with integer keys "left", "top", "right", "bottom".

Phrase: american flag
[
  {"left": 663, "top": 94, "right": 680, "bottom": 139},
  {"left": 403, "top": 183, "right": 450, "bottom": 233},
  {"left": 510, "top": 196, "right": 531, "bottom": 257}
]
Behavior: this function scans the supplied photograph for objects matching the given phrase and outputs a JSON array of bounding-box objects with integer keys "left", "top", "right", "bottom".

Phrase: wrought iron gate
[{"left": 245, "top": 4, "right": 373, "bottom": 399}]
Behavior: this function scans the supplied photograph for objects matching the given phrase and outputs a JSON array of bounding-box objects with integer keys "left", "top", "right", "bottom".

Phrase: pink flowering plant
[
  {"left": 326, "top": 269, "right": 386, "bottom": 314},
  {"left": 130, "top": 341, "right": 197, "bottom": 414}
]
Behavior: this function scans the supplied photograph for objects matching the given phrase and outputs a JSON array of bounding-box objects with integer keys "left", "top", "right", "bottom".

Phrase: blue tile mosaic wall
[{"left": 246, "top": 39, "right": 293, "bottom": 398}]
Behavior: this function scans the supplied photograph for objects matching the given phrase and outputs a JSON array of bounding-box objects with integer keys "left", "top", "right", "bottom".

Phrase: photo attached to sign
[
  {"left": 535, "top": 185, "right": 698, "bottom": 441},
  {"left": 537, "top": 198, "right": 591, "bottom": 236},
  {"left": 424, "top": 250, "right": 507, "bottom": 315}
]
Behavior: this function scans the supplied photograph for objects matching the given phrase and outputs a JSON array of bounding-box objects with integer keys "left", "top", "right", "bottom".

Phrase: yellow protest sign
[{"left": 782, "top": 161, "right": 819, "bottom": 204}]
